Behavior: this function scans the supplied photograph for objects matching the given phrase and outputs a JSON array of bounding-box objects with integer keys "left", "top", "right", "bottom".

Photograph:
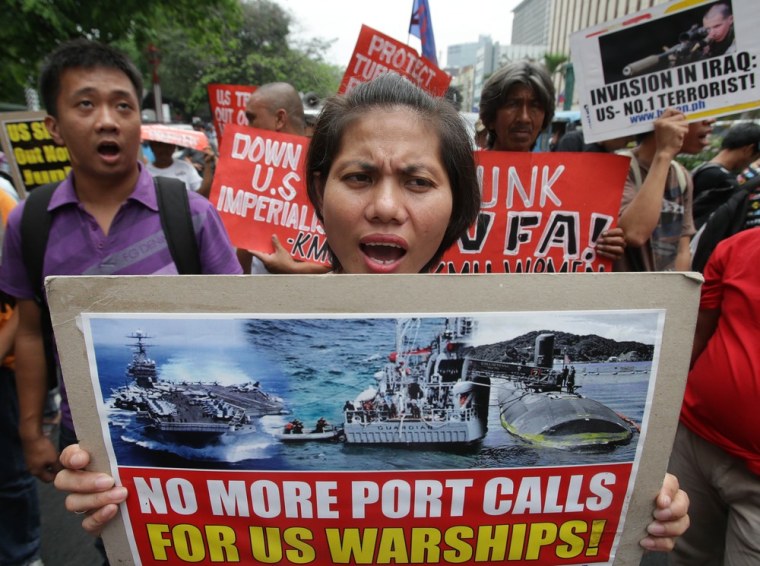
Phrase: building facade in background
[
  {"left": 447, "top": 36, "right": 548, "bottom": 112},
  {"left": 544, "top": 0, "right": 667, "bottom": 55},
  {"left": 447, "top": 0, "right": 671, "bottom": 112},
  {"left": 447, "top": 41, "right": 481, "bottom": 70},
  {"left": 512, "top": 0, "right": 551, "bottom": 45},
  {"left": 512, "top": 0, "right": 669, "bottom": 108}
]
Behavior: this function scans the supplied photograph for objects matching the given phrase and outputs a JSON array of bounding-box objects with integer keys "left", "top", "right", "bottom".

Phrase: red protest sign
[
  {"left": 209, "top": 124, "right": 328, "bottom": 265},
  {"left": 207, "top": 84, "right": 257, "bottom": 144},
  {"left": 118, "top": 462, "right": 629, "bottom": 565},
  {"left": 339, "top": 25, "right": 451, "bottom": 97},
  {"left": 140, "top": 125, "right": 210, "bottom": 151},
  {"left": 438, "top": 152, "right": 629, "bottom": 274}
]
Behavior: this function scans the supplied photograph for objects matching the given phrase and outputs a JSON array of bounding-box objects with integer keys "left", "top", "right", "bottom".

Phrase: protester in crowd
[
  {"left": 479, "top": 60, "right": 554, "bottom": 154},
  {"left": 244, "top": 82, "right": 305, "bottom": 134},
  {"left": 479, "top": 60, "right": 626, "bottom": 261},
  {"left": 691, "top": 159, "right": 760, "bottom": 273},
  {"left": 236, "top": 82, "right": 330, "bottom": 275},
  {"left": 145, "top": 140, "right": 204, "bottom": 192},
  {"left": 304, "top": 73, "right": 479, "bottom": 274},
  {"left": 700, "top": 2, "right": 735, "bottom": 58},
  {"left": 691, "top": 121, "right": 760, "bottom": 228},
  {"left": 0, "top": 190, "right": 42, "bottom": 566},
  {"left": 179, "top": 145, "right": 218, "bottom": 192},
  {"left": 668, "top": 227, "right": 760, "bottom": 564},
  {"left": 55, "top": 74, "right": 688, "bottom": 553},
  {"left": 612, "top": 109, "right": 712, "bottom": 271},
  {"left": 555, "top": 129, "right": 633, "bottom": 153},
  {"left": 0, "top": 39, "right": 241, "bottom": 487}
]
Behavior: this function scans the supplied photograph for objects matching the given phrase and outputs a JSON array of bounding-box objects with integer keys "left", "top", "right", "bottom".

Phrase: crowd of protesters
[{"left": 0, "top": 33, "right": 758, "bottom": 566}]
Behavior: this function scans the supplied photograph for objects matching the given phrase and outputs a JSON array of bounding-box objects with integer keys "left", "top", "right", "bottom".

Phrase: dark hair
[
  {"left": 306, "top": 73, "right": 480, "bottom": 273},
  {"left": 39, "top": 38, "right": 143, "bottom": 118},
  {"left": 479, "top": 60, "right": 555, "bottom": 149},
  {"left": 721, "top": 122, "right": 760, "bottom": 151}
]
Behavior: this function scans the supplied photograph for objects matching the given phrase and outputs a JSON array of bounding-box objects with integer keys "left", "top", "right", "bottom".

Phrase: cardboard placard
[
  {"left": 0, "top": 111, "right": 70, "bottom": 197},
  {"left": 570, "top": 0, "right": 760, "bottom": 142},
  {"left": 208, "top": 124, "right": 327, "bottom": 265},
  {"left": 48, "top": 273, "right": 701, "bottom": 566}
]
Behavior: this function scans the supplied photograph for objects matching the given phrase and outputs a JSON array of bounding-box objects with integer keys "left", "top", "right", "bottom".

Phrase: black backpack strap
[
  {"left": 20, "top": 182, "right": 60, "bottom": 305},
  {"left": 692, "top": 187, "right": 750, "bottom": 272},
  {"left": 154, "top": 176, "right": 202, "bottom": 274},
  {"left": 19, "top": 182, "right": 60, "bottom": 389}
]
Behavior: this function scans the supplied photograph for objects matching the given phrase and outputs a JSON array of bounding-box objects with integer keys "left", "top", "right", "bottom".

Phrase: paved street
[
  {"left": 38, "top": 478, "right": 103, "bottom": 565},
  {"left": 35, "top": 422, "right": 103, "bottom": 566}
]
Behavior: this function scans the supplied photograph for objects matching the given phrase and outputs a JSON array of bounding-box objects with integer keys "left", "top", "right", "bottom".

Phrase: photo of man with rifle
[
  {"left": 700, "top": 2, "right": 735, "bottom": 57},
  {"left": 621, "top": 2, "right": 735, "bottom": 77},
  {"left": 599, "top": 0, "right": 738, "bottom": 82}
]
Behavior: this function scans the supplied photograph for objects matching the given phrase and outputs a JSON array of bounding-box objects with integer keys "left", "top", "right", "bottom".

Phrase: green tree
[
  {"left": 0, "top": 0, "right": 239, "bottom": 106},
  {"left": 1, "top": 0, "right": 341, "bottom": 115},
  {"left": 178, "top": 0, "right": 341, "bottom": 116}
]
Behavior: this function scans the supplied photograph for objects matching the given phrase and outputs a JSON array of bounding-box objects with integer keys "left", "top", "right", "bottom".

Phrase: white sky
[
  {"left": 277, "top": 0, "right": 521, "bottom": 68},
  {"left": 89, "top": 310, "right": 661, "bottom": 350},
  {"left": 472, "top": 311, "right": 662, "bottom": 347}
]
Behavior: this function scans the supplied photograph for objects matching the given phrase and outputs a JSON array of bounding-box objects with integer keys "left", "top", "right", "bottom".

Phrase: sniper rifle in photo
[{"left": 622, "top": 25, "right": 708, "bottom": 77}]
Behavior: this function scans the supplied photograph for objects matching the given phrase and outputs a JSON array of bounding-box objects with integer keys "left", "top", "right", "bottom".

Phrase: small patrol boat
[{"left": 274, "top": 419, "right": 341, "bottom": 442}]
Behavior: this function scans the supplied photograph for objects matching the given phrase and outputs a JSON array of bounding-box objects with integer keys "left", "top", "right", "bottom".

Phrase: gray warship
[
  {"left": 110, "top": 330, "right": 285, "bottom": 445},
  {"left": 342, "top": 318, "right": 490, "bottom": 445},
  {"left": 343, "top": 319, "right": 636, "bottom": 450}
]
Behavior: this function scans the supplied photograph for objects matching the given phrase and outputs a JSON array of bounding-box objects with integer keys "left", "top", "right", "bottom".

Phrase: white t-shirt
[
  {"left": 147, "top": 159, "right": 203, "bottom": 192},
  {"left": 0, "top": 177, "right": 19, "bottom": 202},
  {"left": 250, "top": 256, "right": 269, "bottom": 274}
]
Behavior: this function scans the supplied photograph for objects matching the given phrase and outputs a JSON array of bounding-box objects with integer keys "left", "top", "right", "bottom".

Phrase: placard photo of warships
[{"left": 83, "top": 311, "right": 662, "bottom": 471}]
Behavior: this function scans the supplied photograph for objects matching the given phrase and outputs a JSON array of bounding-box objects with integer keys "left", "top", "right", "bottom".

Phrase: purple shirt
[{"left": 0, "top": 164, "right": 242, "bottom": 430}]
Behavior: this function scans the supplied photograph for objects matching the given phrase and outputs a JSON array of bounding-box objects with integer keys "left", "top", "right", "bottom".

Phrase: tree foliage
[
  {"left": 177, "top": 0, "right": 341, "bottom": 117},
  {"left": 1, "top": 0, "right": 342, "bottom": 116},
  {"left": 0, "top": 0, "right": 237, "bottom": 103}
]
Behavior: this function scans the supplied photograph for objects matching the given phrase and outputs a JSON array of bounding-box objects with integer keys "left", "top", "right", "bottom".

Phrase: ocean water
[{"left": 90, "top": 317, "right": 650, "bottom": 472}]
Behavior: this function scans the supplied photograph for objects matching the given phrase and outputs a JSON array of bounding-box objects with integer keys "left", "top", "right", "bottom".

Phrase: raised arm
[
  {"left": 196, "top": 148, "right": 217, "bottom": 199},
  {"left": 619, "top": 109, "right": 688, "bottom": 247}
]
